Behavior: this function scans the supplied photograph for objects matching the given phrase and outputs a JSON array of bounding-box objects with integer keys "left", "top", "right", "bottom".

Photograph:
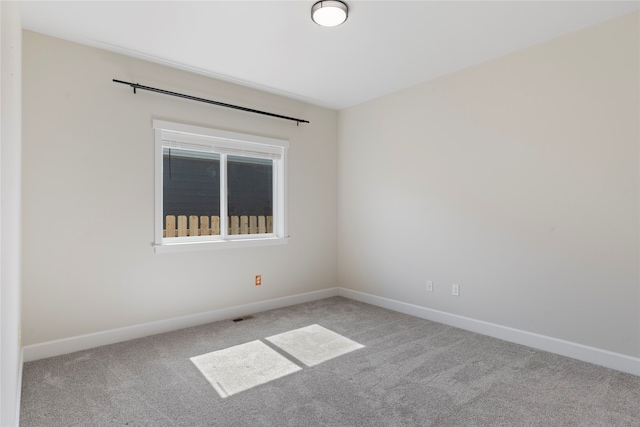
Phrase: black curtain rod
[{"left": 113, "top": 79, "right": 309, "bottom": 125}]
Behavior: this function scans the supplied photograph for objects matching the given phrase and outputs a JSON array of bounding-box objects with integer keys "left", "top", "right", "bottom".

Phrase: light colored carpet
[
  {"left": 190, "top": 340, "right": 302, "bottom": 398},
  {"left": 190, "top": 324, "right": 364, "bottom": 398},
  {"left": 266, "top": 324, "right": 365, "bottom": 367},
  {"left": 20, "top": 297, "right": 640, "bottom": 426}
]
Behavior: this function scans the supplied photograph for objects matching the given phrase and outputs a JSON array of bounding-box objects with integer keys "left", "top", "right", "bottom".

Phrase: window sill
[{"left": 154, "top": 237, "right": 288, "bottom": 253}]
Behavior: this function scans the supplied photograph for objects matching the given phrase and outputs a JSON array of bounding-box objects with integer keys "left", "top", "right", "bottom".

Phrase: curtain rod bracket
[{"left": 113, "top": 79, "right": 309, "bottom": 125}]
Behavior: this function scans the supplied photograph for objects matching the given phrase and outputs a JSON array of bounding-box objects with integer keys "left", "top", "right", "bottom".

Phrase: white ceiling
[{"left": 20, "top": 1, "right": 639, "bottom": 110}]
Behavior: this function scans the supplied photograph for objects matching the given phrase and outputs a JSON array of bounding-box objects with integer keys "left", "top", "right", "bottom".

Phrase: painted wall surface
[
  {"left": 338, "top": 13, "right": 639, "bottom": 358},
  {"left": 1, "top": 2, "right": 23, "bottom": 425},
  {"left": 22, "top": 31, "right": 338, "bottom": 345}
]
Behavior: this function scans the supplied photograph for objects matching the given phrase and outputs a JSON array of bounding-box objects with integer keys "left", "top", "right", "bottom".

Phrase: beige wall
[
  {"left": 22, "top": 12, "right": 640, "bottom": 362},
  {"left": 22, "top": 31, "right": 338, "bottom": 345},
  {"left": 338, "top": 12, "right": 639, "bottom": 357}
]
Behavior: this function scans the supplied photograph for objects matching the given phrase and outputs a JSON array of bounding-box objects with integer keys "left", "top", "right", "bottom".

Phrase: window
[{"left": 153, "top": 120, "right": 288, "bottom": 252}]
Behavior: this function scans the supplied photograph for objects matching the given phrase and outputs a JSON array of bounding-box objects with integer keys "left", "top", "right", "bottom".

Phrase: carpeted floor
[{"left": 20, "top": 297, "right": 640, "bottom": 426}]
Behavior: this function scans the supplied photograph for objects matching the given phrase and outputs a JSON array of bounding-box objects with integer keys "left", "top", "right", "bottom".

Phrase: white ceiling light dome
[{"left": 312, "top": 1, "right": 348, "bottom": 27}]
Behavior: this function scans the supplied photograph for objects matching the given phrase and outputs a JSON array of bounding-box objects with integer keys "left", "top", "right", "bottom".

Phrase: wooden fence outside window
[{"left": 164, "top": 215, "right": 273, "bottom": 237}]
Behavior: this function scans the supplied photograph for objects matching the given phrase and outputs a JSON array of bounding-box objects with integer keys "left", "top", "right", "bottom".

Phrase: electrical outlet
[
  {"left": 452, "top": 284, "right": 460, "bottom": 296},
  {"left": 255, "top": 275, "right": 262, "bottom": 286},
  {"left": 426, "top": 280, "right": 433, "bottom": 292}
]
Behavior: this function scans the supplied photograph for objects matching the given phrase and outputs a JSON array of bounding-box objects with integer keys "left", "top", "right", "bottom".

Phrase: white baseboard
[
  {"left": 23, "top": 287, "right": 339, "bottom": 362},
  {"left": 338, "top": 288, "right": 640, "bottom": 376},
  {"left": 22, "top": 286, "right": 639, "bottom": 377}
]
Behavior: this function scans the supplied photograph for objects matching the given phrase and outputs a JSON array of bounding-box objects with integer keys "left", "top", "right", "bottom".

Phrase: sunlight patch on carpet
[
  {"left": 190, "top": 340, "right": 302, "bottom": 398},
  {"left": 266, "top": 324, "right": 364, "bottom": 367}
]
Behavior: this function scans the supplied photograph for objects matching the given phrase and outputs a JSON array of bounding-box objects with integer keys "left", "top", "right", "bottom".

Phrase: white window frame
[{"left": 153, "top": 120, "right": 288, "bottom": 253}]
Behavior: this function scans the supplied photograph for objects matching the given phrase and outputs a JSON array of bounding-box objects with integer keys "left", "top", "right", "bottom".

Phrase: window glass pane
[
  {"left": 227, "top": 155, "right": 273, "bottom": 235},
  {"left": 163, "top": 148, "right": 220, "bottom": 237}
]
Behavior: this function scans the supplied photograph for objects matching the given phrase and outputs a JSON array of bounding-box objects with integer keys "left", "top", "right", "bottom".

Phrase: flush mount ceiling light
[{"left": 311, "top": 1, "right": 348, "bottom": 27}]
